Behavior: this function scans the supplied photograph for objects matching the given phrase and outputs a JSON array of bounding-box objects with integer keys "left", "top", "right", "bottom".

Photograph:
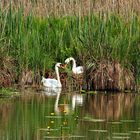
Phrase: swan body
[
  {"left": 41, "top": 63, "right": 62, "bottom": 88},
  {"left": 41, "top": 77, "right": 61, "bottom": 88},
  {"left": 65, "top": 57, "right": 84, "bottom": 74}
]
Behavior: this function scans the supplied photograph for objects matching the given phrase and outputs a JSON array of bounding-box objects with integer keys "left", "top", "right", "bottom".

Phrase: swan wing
[
  {"left": 73, "top": 66, "right": 84, "bottom": 74},
  {"left": 43, "top": 78, "right": 59, "bottom": 88}
]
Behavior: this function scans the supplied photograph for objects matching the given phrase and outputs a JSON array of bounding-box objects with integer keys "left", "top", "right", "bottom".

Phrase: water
[{"left": 0, "top": 90, "right": 140, "bottom": 140}]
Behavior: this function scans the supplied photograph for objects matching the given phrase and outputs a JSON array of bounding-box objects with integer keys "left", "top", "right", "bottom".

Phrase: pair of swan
[
  {"left": 41, "top": 57, "right": 84, "bottom": 89},
  {"left": 41, "top": 57, "right": 84, "bottom": 115}
]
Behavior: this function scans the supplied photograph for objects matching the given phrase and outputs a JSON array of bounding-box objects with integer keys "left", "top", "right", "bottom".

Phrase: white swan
[
  {"left": 65, "top": 57, "right": 84, "bottom": 74},
  {"left": 41, "top": 63, "right": 62, "bottom": 89}
]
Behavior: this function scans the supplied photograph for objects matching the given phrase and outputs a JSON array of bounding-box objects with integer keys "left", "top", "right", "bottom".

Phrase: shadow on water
[{"left": 0, "top": 89, "right": 140, "bottom": 140}]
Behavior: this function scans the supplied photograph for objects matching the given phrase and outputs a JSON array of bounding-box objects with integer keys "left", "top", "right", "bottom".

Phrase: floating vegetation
[
  {"left": 45, "top": 115, "right": 71, "bottom": 119},
  {"left": 43, "top": 136, "right": 68, "bottom": 139},
  {"left": 43, "top": 135, "right": 86, "bottom": 139},
  {"left": 88, "top": 129, "right": 108, "bottom": 133},
  {"left": 112, "top": 133, "right": 131, "bottom": 136},
  {"left": 69, "top": 135, "right": 86, "bottom": 138},
  {"left": 112, "top": 136, "right": 130, "bottom": 139},
  {"left": 83, "top": 117, "right": 106, "bottom": 122},
  {"left": 60, "top": 126, "right": 70, "bottom": 130},
  {"left": 86, "top": 91, "right": 98, "bottom": 94},
  {"left": 130, "top": 131, "right": 140, "bottom": 134},
  {"left": 120, "top": 120, "right": 135, "bottom": 123},
  {"left": 0, "top": 88, "right": 20, "bottom": 97},
  {"left": 38, "top": 128, "right": 59, "bottom": 132},
  {"left": 107, "top": 122, "right": 122, "bottom": 125}
]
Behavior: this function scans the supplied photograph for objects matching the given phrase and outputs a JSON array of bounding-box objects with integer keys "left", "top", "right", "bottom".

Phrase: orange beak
[{"left": 60, "top": 63, "right": 67, "bottom": 69}]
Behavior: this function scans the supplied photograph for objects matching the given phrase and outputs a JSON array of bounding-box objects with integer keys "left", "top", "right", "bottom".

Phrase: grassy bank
[{"left": 0, "top": 4, "right": 140, "bottom": 90}]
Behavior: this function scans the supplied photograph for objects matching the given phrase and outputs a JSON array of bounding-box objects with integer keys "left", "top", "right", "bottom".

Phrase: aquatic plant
[{"left": 0, "top": 3, "right": 140, "bottom": 90}]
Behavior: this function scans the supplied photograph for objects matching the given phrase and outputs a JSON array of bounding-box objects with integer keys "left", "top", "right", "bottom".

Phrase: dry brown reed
[
  {"left": 1, "top": 0, "right": 140, "bottom": 17},
  {"left": 19, "top": 68, "right": 68, "bottom": 89},
  {"left": 0, "top": 48, "right": 15, "bottom": 87},
  {"left": 86, "top": 59, "right": 134, "bottom": 91},
  {"left": 19, "top": 69, "right": 42, "bottom": 89}
]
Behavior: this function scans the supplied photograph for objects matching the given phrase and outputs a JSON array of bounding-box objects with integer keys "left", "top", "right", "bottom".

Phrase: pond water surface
[{"left": 0, "top": 90, "right": 140, "bottom": 140}]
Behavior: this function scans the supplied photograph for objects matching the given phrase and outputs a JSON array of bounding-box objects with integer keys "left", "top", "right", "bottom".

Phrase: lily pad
[
  {"left": 120, "top": 120, "right": 135, "bottom": 123},
  {"left": 83, "top": 117, "right": 105, "bottom": 122},
  {"left": 112, "top": 133, "right": 130, "bottom": 136},
  {"left": 44, "top": 136, "right": 68, "bottom": 139},
  {"left": 70, "top": 135, "right": 86, "bottom": 138},
  {"left": 45, "top": 115, "right": 71, "bottom": 119},
  {"left": 38, "top": 128, "right": 59, "bottom": 131},
  {"left": 88, "top": 129, "right": 107, "bottom": 133},
  {"left": 130, "top": 131, "right": 140, "bottom": 134},
  {"left": 112, "top": 136, "right": 130, "bottom": 139},
  {"left": 107, "top": 121, "right": 122, "bottom": 124}
]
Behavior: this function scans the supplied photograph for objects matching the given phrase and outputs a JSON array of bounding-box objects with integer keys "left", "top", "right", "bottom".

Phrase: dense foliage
[{"left": 0, "top": 6, "right": 140, "bottom": 87}]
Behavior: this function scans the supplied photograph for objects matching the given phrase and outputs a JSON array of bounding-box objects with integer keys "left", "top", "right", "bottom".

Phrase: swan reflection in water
[
  {"left": 72, "top": 94, "right": 83, "bottom": 110},
  {"left": 42, "top": 88, "right": 84, "bottom": 115},
  {"left": 55, "top": 92, "right": 84, "bottom": 115},
  {"left": 42, "top": 87, "right": 62, "bottom": 96}
]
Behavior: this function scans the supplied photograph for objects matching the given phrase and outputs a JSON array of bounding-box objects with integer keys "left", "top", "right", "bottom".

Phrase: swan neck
[
  {"left": 71, "top": 58, "right": 76, "bottom": 69},
  {"left": 55, "top": 65, "right": 61, "bottom": 87}
]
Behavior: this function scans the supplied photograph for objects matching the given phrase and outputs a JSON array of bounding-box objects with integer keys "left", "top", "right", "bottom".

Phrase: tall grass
[
  {"left": 1, "top": 0, "right": 140, "bottom": 17},
  {"left": 0, "top": 3, "right": 140, "bottom": 86}
]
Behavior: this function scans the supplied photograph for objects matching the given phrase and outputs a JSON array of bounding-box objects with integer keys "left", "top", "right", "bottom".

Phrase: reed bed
[
  {"left": 0, "top": 1, "right": 140, "bottom": 90},
  {"left": 1, "top": 0, "right": 140, "bottom": 17}
]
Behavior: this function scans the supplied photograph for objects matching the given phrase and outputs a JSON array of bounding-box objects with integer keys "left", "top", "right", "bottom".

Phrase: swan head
[
  {"left": 60, "top": 63, "right": 67, "bottom": 69},
  {"left": 55, "top": 63, "right": 62, "bottom": 68},
  {"left": 65, "top": 57, "right": 74, "bottom": 64},
  {"left": 55, "top": 62, "right": 65, "bottom": 70},
  {"left": 55, "top": 63, "right": 67, "bottom": 69}
]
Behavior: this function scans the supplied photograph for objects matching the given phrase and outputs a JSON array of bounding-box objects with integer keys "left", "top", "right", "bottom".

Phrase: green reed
[{"left": 0, "top": 7, "right": 140, "bottom": 85}]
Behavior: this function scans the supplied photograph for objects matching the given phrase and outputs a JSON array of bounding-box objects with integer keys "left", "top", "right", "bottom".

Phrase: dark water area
[{"left": 0, "top": 90, "right": 140, "bottom": 140}]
